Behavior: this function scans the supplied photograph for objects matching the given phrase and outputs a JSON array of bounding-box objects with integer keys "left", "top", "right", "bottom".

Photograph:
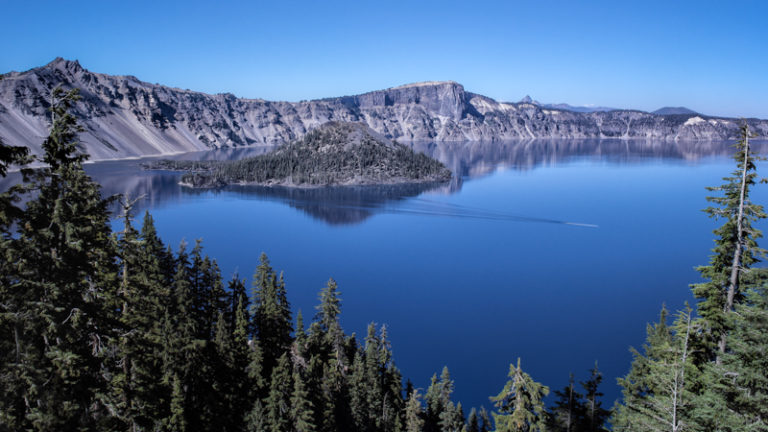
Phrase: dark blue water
[{"left": 6, "top": 139, "right": 766, "bottom": 412}]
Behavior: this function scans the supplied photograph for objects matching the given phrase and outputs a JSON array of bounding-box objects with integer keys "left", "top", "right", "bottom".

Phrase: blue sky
[{"left": 2, "top": 0, "right": 767, "bottom": 118}]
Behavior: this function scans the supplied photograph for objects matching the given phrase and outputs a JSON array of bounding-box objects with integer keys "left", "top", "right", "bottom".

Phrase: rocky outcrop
[{"left": 1, "top": 58, "right": 766, "bottom": 162}]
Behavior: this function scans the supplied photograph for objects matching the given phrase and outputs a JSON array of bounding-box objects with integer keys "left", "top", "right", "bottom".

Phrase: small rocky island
[{"left": 145, "top": 122, "right": 452, "bottom": 188}]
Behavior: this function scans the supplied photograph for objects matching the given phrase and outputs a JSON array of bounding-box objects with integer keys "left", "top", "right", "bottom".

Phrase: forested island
[
  {"left": 143, "top": 122, "right": 452, "bottom": 188},
  {"left": 2, "top": 87, "right": 768, "bottom": 432}
]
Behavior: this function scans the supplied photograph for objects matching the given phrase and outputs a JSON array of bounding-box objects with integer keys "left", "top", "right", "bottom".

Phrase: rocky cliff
[{"left": 1, "top": 58, "right": 766, "bottom": 161}]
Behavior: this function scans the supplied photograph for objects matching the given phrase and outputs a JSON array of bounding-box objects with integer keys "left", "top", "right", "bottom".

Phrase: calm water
[{"left": 5, "top": 139, "right": 767, "bottom": 412}]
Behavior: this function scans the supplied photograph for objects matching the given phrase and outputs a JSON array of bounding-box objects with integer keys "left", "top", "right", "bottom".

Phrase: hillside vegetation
[{"left": 146, "top": 122, "right": 452, "bottom": 187}]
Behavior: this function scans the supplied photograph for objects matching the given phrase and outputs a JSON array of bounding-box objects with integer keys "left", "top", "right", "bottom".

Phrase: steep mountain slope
[{"left": 1, "top": 58, "right": 766, "bottom": 161}]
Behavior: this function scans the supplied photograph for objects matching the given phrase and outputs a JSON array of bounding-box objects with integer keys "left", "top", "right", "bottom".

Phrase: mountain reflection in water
[{"left": 2, "top": 139, "right": 765, "bottom": 225}]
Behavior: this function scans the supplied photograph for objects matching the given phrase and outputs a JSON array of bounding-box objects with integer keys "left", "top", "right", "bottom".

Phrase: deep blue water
[{"left": 5, "top": 139, "right": 767, "bottom": 413}]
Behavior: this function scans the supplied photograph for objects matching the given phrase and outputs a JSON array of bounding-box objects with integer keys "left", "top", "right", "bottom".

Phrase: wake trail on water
[{"left": 268, "top": 194, "right": 599, "bottom": 228}]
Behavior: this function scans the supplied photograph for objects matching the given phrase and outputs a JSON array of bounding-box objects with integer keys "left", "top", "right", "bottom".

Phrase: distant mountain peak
[
  {"left": 542, "top": 103, "right": 618, "bottom": 113},
  {"left": 519, "top": 95, "right": 535, "bottom": 104},
  {"left": 652, "top": 106, "right": 698, "bottom": 115},
  {"left": 40, "top": 57, "right": 84, "bottom": 75}
]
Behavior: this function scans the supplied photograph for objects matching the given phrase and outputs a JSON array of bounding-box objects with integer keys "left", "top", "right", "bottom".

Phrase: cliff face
[{"left": 1, "top": 58, "right": 766, "bottom": 161}]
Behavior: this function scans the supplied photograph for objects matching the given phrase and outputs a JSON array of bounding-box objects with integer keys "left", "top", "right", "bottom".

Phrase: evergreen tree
[
  {"left": 479, "top": 406, "right": 493, "bottom": 432},
  {"left": 213, "top": 309, "right": 236, "bottom": 432},
  {"left": 266, "top": 353, "right": 293, "bottom": 432},
  {"left": 467, "top": 407, "right": 480, "bottom": 432},
  {"left": 8, "top": 86, "right": 119, "bottom": 430},
  {"left": 580, "top": 363, "right": 610, "bottom": 432},
  {"left": 689, "top": 272, "right": 768, "bottom": 431},
  {"left": 291, "top": 370, "right": 316, "bottom": 432},
  {"left": 490, "top": 358, "right": 549, "bottom": 432},
  {"left": 245, "top": 400, "right": 267, "bottom": 432},
  {"left": 405, "top": 389, "right": 425, "bottom": 432},
  {"left": 166, "top": 372, "right": 188, "bottom": 432},
  {"left": 612, "top": 306, "right": 697, "bottom": 432},
  {"left": 693, "top": 123, "right": 766, "bottom": 356},
  {"left": 548, "top": 373, "right": 585, "bottom": 432},
  {"left": 0, "top": 134, "right": 33, "bottom": 430},
  {"left": 162, "top": 241, "right": 205, "bottom": 429},
  {"left": 251, "top": 253, "right": 293, "bottom": 379},
  {"left": 112, "top": 198, "right": 172, "bottom": 431},
  {"left": 231, "top": 286, "right": 255, "bottom": 430}
]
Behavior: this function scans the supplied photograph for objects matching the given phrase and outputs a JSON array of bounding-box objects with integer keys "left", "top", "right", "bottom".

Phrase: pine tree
[
  {"left": 9, "top": 86, "right": 119, "bottom": 430},
  {"left": 693, "top": 123, "right": 766, "bottom": 356},
  {"left": 689, "top": 271, "right": 768, "bottom": 431},
  {"left": 548, "top": 373, "right": 585, "bottom": 432},
  {"left": 0, "top": 134, "right": 33, "bottom": 430},
  {"left": 213, "top": 309, "right": 235, "bottom": 432},
  {"left": 245, "top": 400, "right": 267, "bottom": 432},
  {"left": 291, "top": 370, "right": 316, "bottom": 432},
  {"left": 231, "top": 286, "right": 255, "bottom": 430},
  {"left": 349, "top": 351, "right": 369, "bottom": 431},
  {"left": 405, "top": 389, "right": 425, "bottom": 432},
  {"left": 580, "top": 363, "right": 610, "bottom": 432},
  {"left": 161, "top": 241, "right": 204, "bottom": 429},
  {"left": 113, "top": 197, "right": 172, "bottom": 430},
  {"left": 266, "top": 353, "right": 293, "bottom": 432},
  {"left": 251, "top": 253, "right": 293, "bottom": 379},
  {"left": 467, "top": 407, "right": 480, "bottom": 432},
  {"left": 612, "top": 306, "right": 697, "bottom": 432},
  {"left": 166, "top": 372, "right": 188, "bottom": 432},
  {"left": 490, "top": 358, "right": 549, "bottom": 432},
  {"left": 479, "top": 406, "right": 493, "bottom": 432}
]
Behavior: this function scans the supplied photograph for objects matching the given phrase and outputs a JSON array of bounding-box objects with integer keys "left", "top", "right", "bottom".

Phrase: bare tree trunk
[
  {"left": 671, "top": 310, "right": 692, "bottom": 432},
  {"left": 720, "top": 128, "right": 750, "bottom": 354},
  {"left": 14, "top": 321, "right": 21, "bottom": 363}
]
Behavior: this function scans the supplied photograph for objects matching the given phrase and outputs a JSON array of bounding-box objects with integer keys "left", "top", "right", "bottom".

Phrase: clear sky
[{"left": 2, "top": 0, "right": 767, "bottom": 118}]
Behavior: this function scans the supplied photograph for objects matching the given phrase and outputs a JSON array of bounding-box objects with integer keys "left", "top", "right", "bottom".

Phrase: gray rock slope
[{"left": 1, "top": 58, "right": 766, "bottom": 161}]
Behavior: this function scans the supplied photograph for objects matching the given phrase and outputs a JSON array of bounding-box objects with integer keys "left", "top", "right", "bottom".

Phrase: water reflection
[
  {"left": 217, "top": 183, "right": 448, "bottom": 225},
  {"left": 410, "top": 139, "right": 768, "bottom": 192},
  {"left": 2, "top": 139, "right": 765, "bottom": 225}
]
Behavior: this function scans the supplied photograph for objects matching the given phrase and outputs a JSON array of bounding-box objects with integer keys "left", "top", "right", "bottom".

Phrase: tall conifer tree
[
  {"left": 10, "top": 87, "right": 118, "bottom": 430},
  {"left": 693, "top": 124, "right": 766, "bottom": 356},
  {"left": 490, "top": 358, "right": 549, "bottom": 432}
]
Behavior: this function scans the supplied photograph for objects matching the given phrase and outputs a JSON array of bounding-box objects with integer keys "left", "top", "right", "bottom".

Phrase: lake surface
[{"left": 5, "top": 138, "right": 767, "bottom": 412}]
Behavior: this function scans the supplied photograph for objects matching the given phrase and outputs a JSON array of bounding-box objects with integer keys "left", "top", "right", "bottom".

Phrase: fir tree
[
  {"left": 467, "top": 407, "right": 480, "bottom": 432},
  {"left": 693, "top": 123, "right": 766, "bottom": 356},
  {"left": 405, "top": 389, "right": 425, "bottom": 432},
  {"left": 580, "top": 363, "right": 610, "bottom": 432},
  {"left": 231, "top": 287, "right": 255, "bottom": 430},
  {"left": 9, "top": 86, "right": 118, "bottom": 430},
  {"left": 266, "top": 353, "right": 293, "bottom": 432},
  {"left": 548, "top": 373, "right": 585, "bottom": 432},
  {"left": 490, "top": 358, "right": 549, "bottom": 432},
  {"left": 291, "top": 370, "right": 316, "bottom": 432},
  {"left": 166, "top": 372, "right": 188, "bottom": 432},
  {"left": 0, "top": 134, "right": 33, "bottom": 430},
  {"left": 690, "top": 272, "right": 768, "bottom": 431},
  {"left": 613, "top": 306, "right": 698, "bottom": 432},
  {"left": 251, "top": 253, "right": 293, "bottom": 379},
  {"left": 479, "top": 406, "right": 493, "bottom": 432}
]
